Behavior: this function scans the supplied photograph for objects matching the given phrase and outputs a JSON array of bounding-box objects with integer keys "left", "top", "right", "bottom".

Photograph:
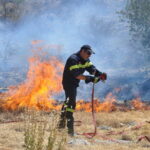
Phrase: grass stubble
[{"left": 0, "top": 110, "right": 150, "bottom": 150}]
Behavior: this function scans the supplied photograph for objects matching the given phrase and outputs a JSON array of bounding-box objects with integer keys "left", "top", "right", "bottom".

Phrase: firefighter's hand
[
  {"left": 99, "top": 73, "right": 107, "bottom": 81},
  {"left": 85, "top": 76, "right": 100, "bottom": 84}
]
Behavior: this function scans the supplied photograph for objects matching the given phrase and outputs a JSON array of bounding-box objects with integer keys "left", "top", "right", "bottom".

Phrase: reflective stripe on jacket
[{"left": 62, "top": 52, "right": 97, "bottom": 88}]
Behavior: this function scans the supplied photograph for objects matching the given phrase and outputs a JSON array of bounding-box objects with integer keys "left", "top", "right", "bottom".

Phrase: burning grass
[
  {"left": 0, "top": 44, "right": 149, "bottom": 113},
  {"left": 0, "top": 43, "right": 149, "bottom": 149},
  {"left": 1, "top": 55, "right": 63, "bottom": 111}
]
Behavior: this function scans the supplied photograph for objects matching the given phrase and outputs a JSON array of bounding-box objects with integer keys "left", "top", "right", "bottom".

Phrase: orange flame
[
  {"left": 0, "top": 40, "right": 149, "bottom": 112},
  {"left": 95, "top": 93, "right": 117, "bottom": 112},
  {"left": 2, "top": 55, "right": 63, "bottom": 111},
  {"left": 131, "top": 97, "right": 150, "bottom": 110},
  {"left": 31, "top": 40, "right": 43, "bottom": 45},
  {"left": 76, "top": 93, "right": 116, "bottom": 112}
]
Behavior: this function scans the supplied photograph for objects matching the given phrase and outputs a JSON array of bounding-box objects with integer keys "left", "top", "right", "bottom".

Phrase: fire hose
[
  {"left": 76, "top": 83, "right": 150, "bottom": 143},
  {"left": 76, "top": 83, "right": 97, "bottom": 138},
  {"left": 0, "top": 82, "right": 150, "bottom": 143}
]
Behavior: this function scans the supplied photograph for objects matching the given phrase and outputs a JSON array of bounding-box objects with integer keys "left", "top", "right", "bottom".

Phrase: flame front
[
  {"left": 131, "top": 97, "right": 150, "bottom": 110},
  {"left": 2, "top": 56, "right": 63, "bottom": 111},
  {"left": 76, "top": 93, "right": 116, "bottom": 112},
  {"left": 0, "top": 43, "right": 149, "bottom": 112}
]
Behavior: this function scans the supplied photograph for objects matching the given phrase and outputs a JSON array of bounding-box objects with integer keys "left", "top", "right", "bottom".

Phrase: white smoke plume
[{"left": 0, "top": 0, "right": 149, "bottom": 100}]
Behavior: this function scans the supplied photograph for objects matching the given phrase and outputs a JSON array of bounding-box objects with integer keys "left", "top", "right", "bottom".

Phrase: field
[{"left": 0, "top": 110, "right": 150, "bottom": 150}]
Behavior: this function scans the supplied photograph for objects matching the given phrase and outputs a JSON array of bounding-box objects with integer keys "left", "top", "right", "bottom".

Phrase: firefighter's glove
[
  {"left": 99, "top": 73, "right": 107, "bottom": 81},
  {"left": 95, "top": 70, "right": 102, "bottom": 77},
  {"left": 85, "top": 76, "right": 100, "bottom": 84}
]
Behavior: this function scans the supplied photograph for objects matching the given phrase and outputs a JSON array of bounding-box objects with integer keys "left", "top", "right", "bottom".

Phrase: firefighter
[{"left": 58, "top": 45, "right": 107, "bottom": 136}]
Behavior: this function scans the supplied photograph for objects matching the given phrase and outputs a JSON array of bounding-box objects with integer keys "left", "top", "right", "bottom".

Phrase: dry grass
[
  {"left": 0, "top": 110, "right": 150, "bottom": 150},
  {"left": 74, "top": 110, "right": 150, "bottom": 150},
  {"left": 0, "top": 110, "right": 67, "bottom": 150}
]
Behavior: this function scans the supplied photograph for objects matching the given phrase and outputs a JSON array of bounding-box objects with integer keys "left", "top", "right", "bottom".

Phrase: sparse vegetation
[
  {"left": 24, "top": 110, "right": 67, "bottom": 150},
  {"left": 0, "top": 110, "right": 150, "bottom": 150},
  {"left": 24, "top": 109, "right": 47, "bottom": 150},
  {"left": 120, "top": 0, "right": 150, "bottom": 58}
]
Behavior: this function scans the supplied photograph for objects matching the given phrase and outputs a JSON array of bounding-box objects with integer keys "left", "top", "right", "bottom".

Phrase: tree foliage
[
  {"left": 120, "top": 0, "right": 150, "bottom": 56},
  {"left": 0, "top": 0, "right": 61, "bottom": 21}
]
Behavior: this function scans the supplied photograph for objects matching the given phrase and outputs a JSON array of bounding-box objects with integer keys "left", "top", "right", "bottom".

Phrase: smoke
[{"left": 0, "top": 0, "right": 149, "bottom": 100}]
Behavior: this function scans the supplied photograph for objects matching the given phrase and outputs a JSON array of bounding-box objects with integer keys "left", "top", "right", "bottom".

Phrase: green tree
[{"left": 120, "top": 0, "right": 150, "bottom": 57}]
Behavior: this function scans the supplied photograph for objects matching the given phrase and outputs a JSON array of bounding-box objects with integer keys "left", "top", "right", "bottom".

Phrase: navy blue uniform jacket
[{"left": 62, "top": 52, "right": 100, "bottom": 88}]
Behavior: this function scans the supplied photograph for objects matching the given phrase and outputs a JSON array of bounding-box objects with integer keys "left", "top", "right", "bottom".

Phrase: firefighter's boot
[
  {"left": 66, "top": 111, "right": 74, "bottom": 136},
  {"left": 58, "top": 106, "right": 66, "bottom": 129}
]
